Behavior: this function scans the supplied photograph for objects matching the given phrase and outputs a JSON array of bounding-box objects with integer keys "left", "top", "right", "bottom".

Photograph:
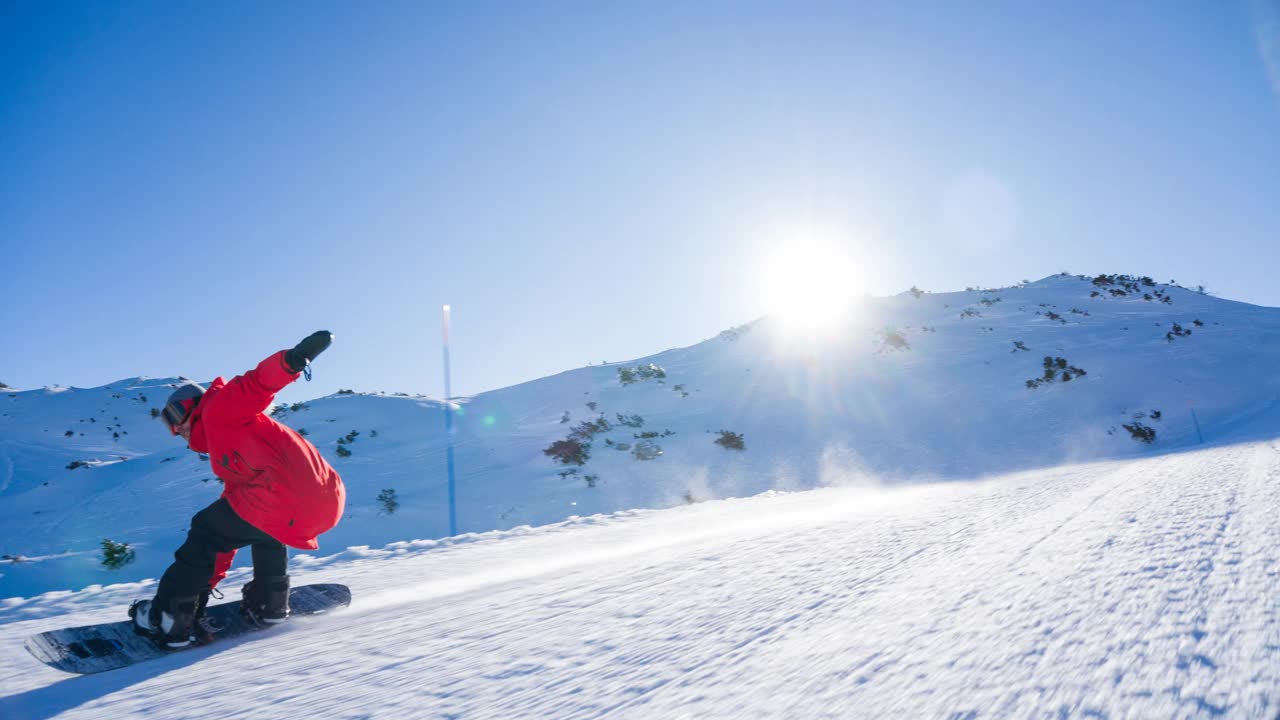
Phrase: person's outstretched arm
[{"left": 205, "top": 332, "right": 333, "bottom": 425}]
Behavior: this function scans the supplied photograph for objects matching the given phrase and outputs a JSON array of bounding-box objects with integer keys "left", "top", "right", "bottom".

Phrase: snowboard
[{"left": 24, "top": 583, "right": 350, "bottom": 674}]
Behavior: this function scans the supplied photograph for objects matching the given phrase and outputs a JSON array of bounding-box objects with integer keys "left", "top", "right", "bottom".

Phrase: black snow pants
[{"left": 155, "top": 497, "right": 287, "bottom": 604}]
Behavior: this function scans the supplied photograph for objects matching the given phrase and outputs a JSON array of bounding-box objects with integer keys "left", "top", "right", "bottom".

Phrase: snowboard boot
[
  {"left": 241, "top": 575, "right": 290, "bottom": 626},
  {"left": 129, "top": 594, "right": 199, "bottom": 649},
  {"left": 190, "top": 587, "right": 225, "bottom": 643}
]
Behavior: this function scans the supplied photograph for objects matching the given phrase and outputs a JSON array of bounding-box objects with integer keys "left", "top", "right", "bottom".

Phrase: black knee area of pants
[
  {"left": 157, "top": 511, "right": 223, "bottom": 602},
  {"left": 157, "top": 498, "right": 285, "bottom": 603}
]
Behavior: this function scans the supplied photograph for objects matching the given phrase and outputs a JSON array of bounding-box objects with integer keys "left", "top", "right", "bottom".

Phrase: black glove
[{"left": 285, "top": 331, "right": 333, "bottom": 373}]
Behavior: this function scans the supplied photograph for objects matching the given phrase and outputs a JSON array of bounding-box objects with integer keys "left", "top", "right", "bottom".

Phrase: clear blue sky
[{"left": 3, "top": 1, "right": 1279, "bottom": 406}]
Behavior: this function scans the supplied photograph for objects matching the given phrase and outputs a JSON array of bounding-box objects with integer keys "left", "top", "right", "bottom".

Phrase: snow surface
[
  {"left": 4, "top": 274, "right": 1280, "bottom": 717},
  {"left": 3, "top": 440, "right": 1280, "bottom": 718}
]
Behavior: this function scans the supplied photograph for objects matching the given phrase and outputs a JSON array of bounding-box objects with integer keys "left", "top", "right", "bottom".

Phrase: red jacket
[{"left": 186, "top": 351, "right": 346, "bottom": 554}]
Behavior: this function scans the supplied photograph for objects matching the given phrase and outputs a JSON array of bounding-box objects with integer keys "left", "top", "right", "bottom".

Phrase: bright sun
[{"left": 757, "top": 240, "right": 861, "bottom": 333}]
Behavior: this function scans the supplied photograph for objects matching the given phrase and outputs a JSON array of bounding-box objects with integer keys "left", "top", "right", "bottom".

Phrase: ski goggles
[{"left": 161, "top": 398, "right": 194, "bottom": 434}]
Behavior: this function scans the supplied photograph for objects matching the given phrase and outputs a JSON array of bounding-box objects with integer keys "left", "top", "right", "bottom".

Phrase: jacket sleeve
[{"left": 205, "top": 350, "right": 300, "bottom": 425}]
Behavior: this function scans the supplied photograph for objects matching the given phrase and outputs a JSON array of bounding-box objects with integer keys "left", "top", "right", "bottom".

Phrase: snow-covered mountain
[{"left": 2, "top": 273, "right": 1279, "bottom": 601}]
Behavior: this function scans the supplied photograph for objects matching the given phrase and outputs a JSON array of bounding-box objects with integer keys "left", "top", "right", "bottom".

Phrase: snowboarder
[{"left": 131, "top": 331, "right": 346, "bottom": 648}]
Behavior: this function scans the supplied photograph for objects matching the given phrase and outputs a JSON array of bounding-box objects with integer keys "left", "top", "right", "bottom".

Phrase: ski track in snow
[{"left": 3, "top": 440, "right": 1280, "bottom": 718}]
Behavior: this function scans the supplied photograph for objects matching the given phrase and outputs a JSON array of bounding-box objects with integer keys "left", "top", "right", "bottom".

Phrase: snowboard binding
[{"left": 129, "top": 598, "right": 197, "bottom": 650}]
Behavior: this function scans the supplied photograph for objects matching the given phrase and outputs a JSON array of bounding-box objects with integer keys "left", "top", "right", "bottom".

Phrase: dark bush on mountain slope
[
  {"left": 569, "top": 417, "right": 611, "bottom": 442},
  {"left": 544, "top": 439, "right": 589, "bottom": 466},
  {"left": 616, "top": 413, "right": 644, "bottom": 428},
  {"left": 909, "top": 286, "right": 924, "bottom": 299},
  {"left": 618, "top": 363, "right": 667, "bottom": 386},
  {"left": 634, "top": 429, "right": 676, "bottom": 439},
  {"left": 1026, "top": 357, "right": 1087, "bottom": 389},
  {"left": 335, "top": 444, "right": 352, "bottom": 458},
  {"left": 1093, "top": 274, "right": 1155, "bottom": 293},
  {"left": 101, "top": 539, "right": 135, "bottom": 570},
  {"left": 631, "top": 440, "right": 663, "bottom": 461},
  {"left": 1122, "top": 422, "right": 1157, "bottom": 444},
  {"left": 272, "top": 402, "right": 309, "bottom": 416},
  {"left": 1165, "top": 322, "right": 1192, "bottom": 342},
  {"left": 377, "top": 488, "right": 399, "bottom": 515},
  {"left": 640, "top": 363, "right": 666, "bottom": 380},
  {"left": 715, "top": 430, "right": 745, "bottom": 451}
]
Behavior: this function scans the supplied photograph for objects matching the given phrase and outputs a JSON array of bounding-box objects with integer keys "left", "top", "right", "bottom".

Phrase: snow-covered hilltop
[{"left": 3, "top": 274, "right": 1279, "bottom": 599}]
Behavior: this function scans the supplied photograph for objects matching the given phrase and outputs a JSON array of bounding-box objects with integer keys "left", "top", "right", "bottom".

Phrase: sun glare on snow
[{"left": 757, "top": 240, "right": 861, "bottom": 334}]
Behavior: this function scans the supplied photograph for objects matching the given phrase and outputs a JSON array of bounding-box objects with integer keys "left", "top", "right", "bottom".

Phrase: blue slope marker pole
[
  {"left": 443, "top": 305, "right": 458, "bottom": 536},
  {"left": 1190, "top": 406, "right": 1204, "bottom": 445}
]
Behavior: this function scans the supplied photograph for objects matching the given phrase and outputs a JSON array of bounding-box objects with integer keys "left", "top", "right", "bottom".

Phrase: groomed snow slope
[{"left": 4, "top": 438, "right": 1280, "bottom": 719}]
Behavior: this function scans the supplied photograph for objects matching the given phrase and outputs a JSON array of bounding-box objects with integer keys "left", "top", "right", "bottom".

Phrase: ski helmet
[{"left": 161, "top": 382, "right": 205, "bottom": 433}]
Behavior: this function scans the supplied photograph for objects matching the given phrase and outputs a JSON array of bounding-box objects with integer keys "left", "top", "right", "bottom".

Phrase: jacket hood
[{"left": 184, "top": 377, "right": 225, "bottom": 454}]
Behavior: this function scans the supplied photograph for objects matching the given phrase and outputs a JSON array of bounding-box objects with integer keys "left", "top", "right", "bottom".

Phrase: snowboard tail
[{"left": 25, "top": 583, "right": 350, "bottom": 674}]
